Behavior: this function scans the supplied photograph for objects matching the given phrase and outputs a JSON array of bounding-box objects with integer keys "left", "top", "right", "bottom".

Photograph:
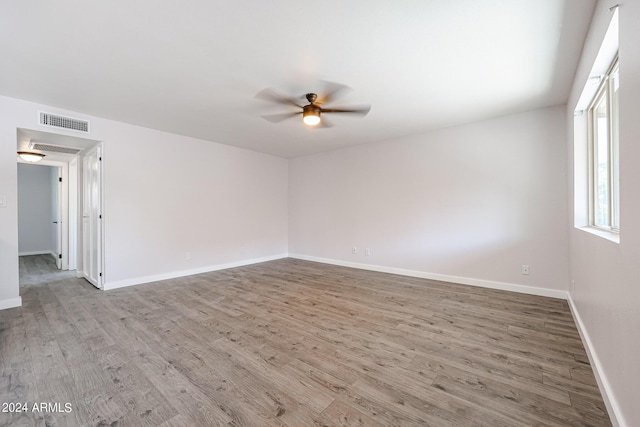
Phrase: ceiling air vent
[
  {"left": 39, "top": 111, "right": 90, "bottom": 134},
  {"left": 30, "top": 143, "right": 82, "bottom": 155}
]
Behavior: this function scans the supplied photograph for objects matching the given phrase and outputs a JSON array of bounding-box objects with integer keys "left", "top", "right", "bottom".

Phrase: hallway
[{"left": 19, "top": 254, "right": 80, "bottom": 287}]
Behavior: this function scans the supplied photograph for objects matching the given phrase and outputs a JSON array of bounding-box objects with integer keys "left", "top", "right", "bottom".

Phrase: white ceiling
[{"left": 1, "top": 1, "right": 595, "bottom": 158}]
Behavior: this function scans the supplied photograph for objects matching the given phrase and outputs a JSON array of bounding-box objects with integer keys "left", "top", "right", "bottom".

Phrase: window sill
[{"left": 576, "top": 226, "right": 620, "bottom": 244}]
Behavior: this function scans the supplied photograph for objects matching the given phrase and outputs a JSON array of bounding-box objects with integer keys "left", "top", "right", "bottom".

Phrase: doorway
[{"left": 17, "top": 128, "right": 103, "bottom": 289}]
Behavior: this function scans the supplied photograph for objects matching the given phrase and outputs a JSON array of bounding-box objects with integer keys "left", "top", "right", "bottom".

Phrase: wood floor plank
[{"left": 0, "top": 255, "right": 612, "bottom": 427}]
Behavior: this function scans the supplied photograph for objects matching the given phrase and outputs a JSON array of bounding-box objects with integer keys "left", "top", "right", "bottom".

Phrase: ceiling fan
[{"left": 256, "top": 81, "right": 371, "bottom": 127}]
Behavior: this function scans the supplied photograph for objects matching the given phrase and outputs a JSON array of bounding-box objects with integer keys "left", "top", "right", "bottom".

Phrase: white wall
[
  {"left": 0, "top": 116, "right": 20, "bottom": 309},
  {"left": 100, "top": 117, "right": 289, "bottom": 288},
  {"left": 0, "top": 95, "right": 288, "bottom": 304},
  {"left": 289, "top": 106, "right": 569, "bottom": 295},
  {"left": 17, "top": 163, "right": 56, "bottom": 255},
  {"left": 566, "top": 1, "right": 640, "bottom": 426}
]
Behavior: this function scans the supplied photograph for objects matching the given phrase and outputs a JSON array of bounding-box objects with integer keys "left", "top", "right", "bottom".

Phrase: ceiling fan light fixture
[
  {"left": 257, "top": 84, "right": 370, "bottom": 128},
  {"left": 303, "top": 109, "right": 321, "bottom": 126},
  {"left": 17, "top": 151, "right": 45, "bottom": 162}
]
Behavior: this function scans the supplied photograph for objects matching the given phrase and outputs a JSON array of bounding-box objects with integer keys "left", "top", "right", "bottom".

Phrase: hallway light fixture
[{"left": 17, "top": 151, "right": 45, "bottom": 162}]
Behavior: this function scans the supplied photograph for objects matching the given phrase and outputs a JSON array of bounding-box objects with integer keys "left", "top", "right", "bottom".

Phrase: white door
[{"left": 82, "top": 146, "right": 102, "bottom": 288}]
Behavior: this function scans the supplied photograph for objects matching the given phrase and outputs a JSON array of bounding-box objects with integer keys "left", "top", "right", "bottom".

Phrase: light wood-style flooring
[{"left": 1, "top": 255, "right": 611, "bottom": 426}]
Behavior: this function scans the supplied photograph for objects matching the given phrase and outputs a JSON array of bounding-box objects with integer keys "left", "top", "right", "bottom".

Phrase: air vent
[
  {"left": 30, "top": 143, "right": 81, "bottom": 155},
  {"left": 39, "top": 111, "right": 90, "bottom": 134}
]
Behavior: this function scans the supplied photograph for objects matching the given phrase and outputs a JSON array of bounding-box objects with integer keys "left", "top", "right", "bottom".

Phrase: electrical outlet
[
  {"left": 352, "top": 246, "right": 357, "bottom": 254},
  {"left": 522, "top": 265, "right": 530, "bottom": 275},
  {"left": 365, "top": 248, "right": 371, "bottom": 256}
]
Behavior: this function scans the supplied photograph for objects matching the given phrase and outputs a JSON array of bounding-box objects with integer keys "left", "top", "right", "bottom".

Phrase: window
[
  {"left": 588, "top": 57, "right": 619, "bottom": 231},
  {"left": 573, "top": 7, "right": 617, "bottom": 241}
]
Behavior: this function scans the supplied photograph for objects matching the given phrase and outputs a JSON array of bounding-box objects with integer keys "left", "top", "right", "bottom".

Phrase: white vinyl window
[{"left": 588, "top": 57, "right": 619, "bottom": 232}]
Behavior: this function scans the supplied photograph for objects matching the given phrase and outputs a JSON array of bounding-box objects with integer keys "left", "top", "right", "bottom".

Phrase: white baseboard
[
  {"left": 103, "top": 253, "right": 288, "bottom": 291},
  {"left": 0, "top": 297, "right": 22, "bottom": 310},
  {"left": 567, "top": 293, "right": 625, "bottom": 427},
  {"left": 288, "top": 254, "right": 568, "bottom": 300}
]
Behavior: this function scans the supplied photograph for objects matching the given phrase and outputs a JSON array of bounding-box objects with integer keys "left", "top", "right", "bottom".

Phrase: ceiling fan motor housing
[{"left": 303, "top": 104, "right": 320, "bottom": 114}]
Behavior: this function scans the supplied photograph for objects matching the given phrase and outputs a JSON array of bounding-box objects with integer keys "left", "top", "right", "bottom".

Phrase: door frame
[
  {"left": 15, "top": 128, "right": 104, "bottom": 287},
  {"left": 68, "top": 156, "right": 78, "bottom": 271},
  {"left": 54, "top": 166, "right": 62, "bottom": 269}
]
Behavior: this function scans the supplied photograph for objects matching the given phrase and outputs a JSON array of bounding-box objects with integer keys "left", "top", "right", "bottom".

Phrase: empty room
[{"left": 0, "top": 1, "right": 638, "bottom": 426}]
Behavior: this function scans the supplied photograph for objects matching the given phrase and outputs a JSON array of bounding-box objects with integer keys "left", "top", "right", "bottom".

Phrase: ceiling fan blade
[
  {"left": 261, "top": 111, "right": 302, "bottom": 123},
  {"left": 320, "top": 106, "right": 371, "bottom": 116},
  {"left": 255, "top": 88, "right": 303, "bottom": 108},
  {"left": 316, "top": 81, "right": 352, "bottom": 105}
]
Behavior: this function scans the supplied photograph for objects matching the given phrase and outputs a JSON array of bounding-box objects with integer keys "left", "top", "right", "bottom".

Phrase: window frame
[{"left": 587, "top": 56, "right": 619, "bottom": 233}]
